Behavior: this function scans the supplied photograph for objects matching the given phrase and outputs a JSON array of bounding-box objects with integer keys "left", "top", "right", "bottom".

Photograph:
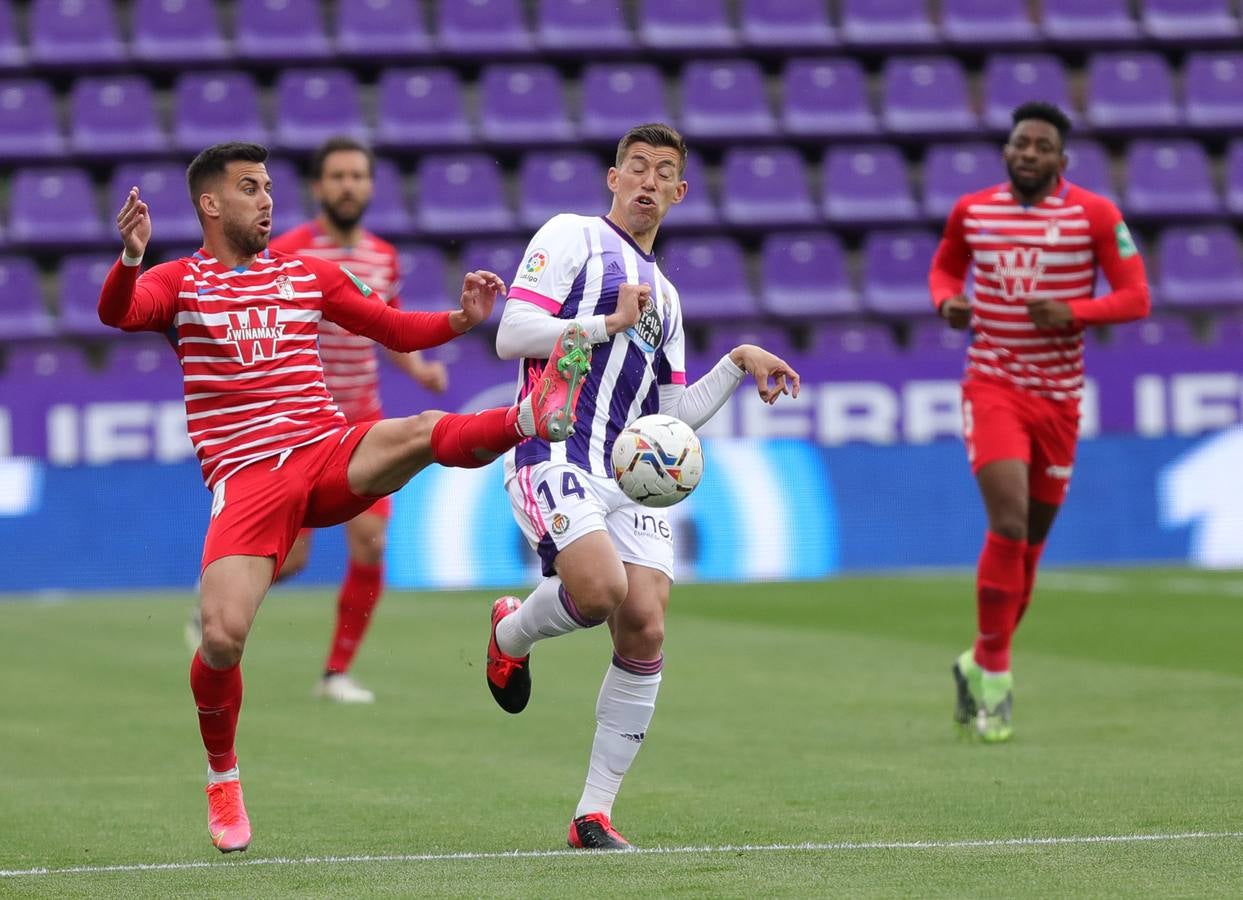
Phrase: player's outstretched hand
[
  {"left": 939, "top": 294, "right": 971, "bottom": 329},
  {"left": 412, "top": 357, "right": 449, "bottom": 393},
  {"left": 730, "top": 344, "right": 801, "bottom": 405},
  {"left": 116, "top": 187, "right": 152, "bottom": 259},
  {"left": 451, "top": 270, "right": 506, "bottom": 332},
  {"left": 1025, "top": 297, "right": 1073, "bottom": 330},
  {"left": 606, "top": 282, "right": 651, "bottom": 335}
]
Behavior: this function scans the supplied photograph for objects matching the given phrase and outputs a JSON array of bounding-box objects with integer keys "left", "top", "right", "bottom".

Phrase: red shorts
[
  {"left": 961, "top": 378, "right": 1080, "bottom": 506},
  {"left": 293, "top": 494, "right": 390, "bottom": 542},
  {"left": 202, "top": 422, "right": 384, "bottom": 575}
]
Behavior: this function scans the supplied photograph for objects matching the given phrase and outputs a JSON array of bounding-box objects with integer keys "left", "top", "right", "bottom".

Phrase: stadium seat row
[
  {"left": 4, "top": 52, "right": 1243, "bottom": 164},
  {"left": 2, "top": 0, "right": 1241, "bottom": 72},
  {"left": 5, "top": 225, "right": 1242, "bottom": 341}
]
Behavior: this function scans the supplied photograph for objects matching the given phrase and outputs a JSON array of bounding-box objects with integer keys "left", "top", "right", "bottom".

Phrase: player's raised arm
[{"left": 98, "top": 186, "right": 181, "bottom": 332}]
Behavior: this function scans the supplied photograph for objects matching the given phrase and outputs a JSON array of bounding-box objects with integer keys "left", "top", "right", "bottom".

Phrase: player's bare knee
[
  {"left": 405, "top": 410, "right": 444, "bottom": 450},
  {"left": 352, "top": 536, "right": 385, "bottom": 567},
  {"left": 565, "top": 570, "right": 628, "bottom": 620},
  {"left": 990, "top": 515, "right": 1028, "bottom": 543},
  {"left": 199, "top": 618, "right": 247, "bottom": 668}
]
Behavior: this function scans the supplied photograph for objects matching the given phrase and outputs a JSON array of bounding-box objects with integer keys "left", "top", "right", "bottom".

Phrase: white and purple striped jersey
[{"left": 503, "top": 213, "right": 687, "bottom": 478}]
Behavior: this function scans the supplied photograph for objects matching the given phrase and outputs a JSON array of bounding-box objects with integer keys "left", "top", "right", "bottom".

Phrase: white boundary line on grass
[{"left": 4, "top": 830, "right": 1242, "bottom": 879}]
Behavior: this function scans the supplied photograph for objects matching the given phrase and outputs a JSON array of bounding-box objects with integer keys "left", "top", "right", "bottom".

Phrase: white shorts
[{"left": 507, "top": 461, "right": 675, "bottom": 581}]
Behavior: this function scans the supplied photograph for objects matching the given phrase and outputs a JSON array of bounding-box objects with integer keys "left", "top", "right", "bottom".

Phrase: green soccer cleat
[
  {"left": 976, "top": 669, "right": 1014, "bottom": 743},
  {"left": 951, "top": 649, "right": 982, "bottom": 729}
]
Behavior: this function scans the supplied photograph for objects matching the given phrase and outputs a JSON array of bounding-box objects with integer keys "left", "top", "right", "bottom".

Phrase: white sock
[
  {"left": 496, "top": 576, "right": 599, "bottom": 657},
  {"left": 575, "top": 659, "right": 662, "bottom": 819},
  {"left": 207, "top": 765, "right": 239, "bottom": 784},
  {"left": 514, "top": 396, "right": 536, "bottom": 438}
]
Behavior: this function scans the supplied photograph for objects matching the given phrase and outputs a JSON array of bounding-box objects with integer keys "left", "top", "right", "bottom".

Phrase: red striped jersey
[
  {"left": 269, "top": 222, "right": 400, "bottom": 422},
  {"left": 98, "top": 249, "right": 457, "bottom": 489},
  {"left": 929, "top": 178, "right": 1149, "bottom": 402}
]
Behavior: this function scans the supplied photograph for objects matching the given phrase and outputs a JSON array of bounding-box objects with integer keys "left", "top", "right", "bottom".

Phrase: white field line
[{"left": 3, "top": 831, "right": 1242, "bottom": 879}]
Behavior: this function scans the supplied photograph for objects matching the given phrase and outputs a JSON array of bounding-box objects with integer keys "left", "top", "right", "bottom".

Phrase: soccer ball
[{"left": 610, "top": 414, "right": 704, "bottom": 508}]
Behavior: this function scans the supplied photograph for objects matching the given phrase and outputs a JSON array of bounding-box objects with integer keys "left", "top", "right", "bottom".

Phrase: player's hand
[
  {"left": 1025, "top": 298, "right": 1073, "bottom": 330},
  {"left": 412, "top": 357, "right": 448, "bottom": 393},
  {"left": 729, "top": 344, "right": 801, "bottom": 405},
  {"left": 939, "top": 294, "right": 971, "bottom": 329},
  {"left": 116, "top": 187, "right": 152, "bottom": 259},
  {"left": 451, "top": 270, "right": 505, "bottom": 332},
  {"left": 605, "top": 282, "right": 651, "bottom": 335}
]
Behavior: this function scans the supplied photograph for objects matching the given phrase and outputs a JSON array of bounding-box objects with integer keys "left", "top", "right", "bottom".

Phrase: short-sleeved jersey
[
  {"left": 269, "top": 222, "right": 400, "bottom": 422},
  {"left": 504, "top": 214, "right": 687, "bottom": 478},
  {"left": 931, "top": 179, "right": 1145, "bottom": 401}
]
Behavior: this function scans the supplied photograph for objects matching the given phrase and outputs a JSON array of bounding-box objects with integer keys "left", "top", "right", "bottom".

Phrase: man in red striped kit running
[
  {"left": 99, "top": 142, "right": 593, "bottom": 853},
  {"left": 928, "top": 102, "right": 1151, "bottom": 742}
]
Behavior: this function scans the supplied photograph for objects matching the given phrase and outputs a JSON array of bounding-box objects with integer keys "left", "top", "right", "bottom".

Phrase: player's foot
[
  {"left": 951, "top": 649, "right": 981, "bottom": 728},
  {"left": 521, "top": 323, "right": 592, "bottom": 442},
  {"left": 313, "top": 672, "right": 375, "bottom": 704},
  {"left": 976, "top": 670, "right": 1014, "bottom": 743},
  {"left": 205, "top": 777, "right": 251, "bottom": 853},
  {"left": 568, "top": 812, "right": 633, "bottom": 851},
  {"left": 486, "top": 596, "right": 531, "bottom": 714},
  {"left": 184, "top": 606, "right": 203, "bottom": 653}
]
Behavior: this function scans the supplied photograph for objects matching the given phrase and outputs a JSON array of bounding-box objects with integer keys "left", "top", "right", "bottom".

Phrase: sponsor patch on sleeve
[
  {"left": 341, "top": 266, "right": 374, "bottom": 297},
  {"left": 517, "top": 249, "right": 549, "bottom": 287},
  {"left": 1114, "top": 222, "right": 1138, "bottom": 259}
]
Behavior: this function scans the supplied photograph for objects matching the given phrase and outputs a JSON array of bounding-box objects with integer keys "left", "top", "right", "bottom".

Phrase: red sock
[
  {"left": 973, "top": 531, "right": 1027, "bottom": 673},
  {"left": 430, "top": 408, "right": 523, "bottom": 469},
  {"left": 189, "top": 650, "right": 242, "bottom": 773},
  {"left": 325, "top": 560, "right": 383, "bottom": 675},
  {"left": 1014, "top": 541, "right": 1045, "bottom": 629}
]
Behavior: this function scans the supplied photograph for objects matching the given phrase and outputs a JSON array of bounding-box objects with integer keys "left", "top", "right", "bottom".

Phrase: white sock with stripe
[
  {"left": 496, "top": 577, "right": 602, "bottom": 658},
  {"left": 575, "top": 657, "right": 662, "bottom": 819}
]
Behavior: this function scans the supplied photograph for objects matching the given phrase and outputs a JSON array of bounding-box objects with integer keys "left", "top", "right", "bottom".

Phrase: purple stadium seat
[
  {"left": 362, "top": 158, "right": 414, "bottom": 240},
  {"left": 807, "top": 320, "right": 900, "bottom": 357},
  {"left": 436, "top": 0, "right": 534, "bottom": 55},
  {"left": 479, "top": 64, "right": 574, "bottom": 145},
  {"left": 703, "top": 325, "right": 798, "bottom": 364},
  {"left": 8, "top": 168, "right": 105, "bottom": 248},
  {"left": 414, "top": 154, "right": 514, "bottom": 236},
  {"left": 110, "top": 163, "right": 203, "bottom": 245},
  {"left": 908, "top": 318, "right": 971, "bottom": 356},
  {"left": 659, "top": 238, "right": 758, "bottom": 320},
  {"left": 29, "top": 0, "right": 126, "bottom": 66},
  {"left": 460, "top": 239, "right": 526, "bottom": 291},
  {"left": 839, "top": 0, "right": 936, "bottom": 48},
  {"left": 375, "top": 68, "right": 471, "bottom": 150},
  {"left": 1085, "top": 52, "right": 1179, "bottom": 130},
  {"left": 0, "top": 80, "right": 64, "bottom": 161},
  {"left": 759, "top": 232, "right": 859, "bottom": 318},
  {"left": 394, "top": 244, "right": 452, "bottom": 312},
  {"left": 782, "top": 58, "right": 878, "bottom": 138},
  {"left": 335, "top": 0, "right": 431, "bottom": 60},
  {"left": 1064, "top": 139, "right": 1116, "bottom": 202},
  {"left": 740, "top": 0, "right": 836, "bottom": 49},
  {"left": 537, "top": 0, "right": 632, "bottom": 52},
  {"left": 5, "top": 342, "right": 95, "bottom": 379},
  {"left": 273, "top": 69, "right": 367, "bottom": 152},
  {"left": 266, "top": 158, "right": 311, "bottom": 236},
  {"left": 679, "top": 59, "right": 777, "bottom": 140},
  {"left": 579, "top": 64, "right": 671, "bottom": 142},
  {"left": 1210, "top": 312, "right": 1243, "bottom": 346},
  {"left": 70, "top": 76, "right": 166, "bottom": 158},
  {"left": 881, "top": 56, "right": 977, "bottom": 135},
  {"left": 131, "top": 0, "right": 229, "bottom": 64},
  {"left": 57, "top": 253, "right": 115, "bottom": 336},
  {"left": 1124, "top": 140, "right": 1219, "bottom": 219},
  {"left": 517, "top": 151, "right": 610, "bottom": 229},
  {"left": 922, "top": 144, "right": 1006, "bottom": 221},
  {"left": 662, "top": 150, "right": 718, "bottom": 231},
  {"left": 1040, "top": 0, "right": 1140, "bottom": 45},
  {"left": 0, "top": 3, "right": 26, "bottom": 70},
  {"left": 173, "top": 72, "right": 268, "bottom": 153},
  {"left": 1156, "top": 226, "right": 1243, "bottom": 308},
  {"left": 0, "top": 257, "right": 55, "bottom": 339},
  {"left": 861, "top": 230, "right": 940, "bottom": 316},
  {"left": 1141, "top": 0, "right": 1241, "bottom": 42},
  {"left": 637, "top": 0, "right": 737, "bottom": 50},
  {"left": 1227, "top": 141, "right": 1243, "bottom": 216},
  {"left": 982, "top": 55, "right": 1073, "bottom": 131},
  {"left": 106, "top": 336, "right": 182, "bottom": 378},
  {"left": 1185, "top": 53, "right": 1243, "bottom": 129},
  {"left": 942, "top": 0, "right": 1039, "bottom": 45},
  {"left": 822, "top": 145, "right": 919, "bottom": 225},
  {"left": 1108, "top": 314, "right": 1197, "bottom": 350},
  {"left": 720, "top": 147, "right": 817, "bottom": 228},
  {"left": 235, "top": 0, "right": 331, "bottom": 62}
]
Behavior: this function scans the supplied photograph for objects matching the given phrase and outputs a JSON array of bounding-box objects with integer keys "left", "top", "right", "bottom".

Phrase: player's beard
[
  {"left": 323, "top": 199, "right": 365, "bottom": 232},
  {"left": 223, "top": 217, "right": 269, "bottom": 257},
  {"left": 1006, "top": 161, "right": 1055, "bottom": 200}
]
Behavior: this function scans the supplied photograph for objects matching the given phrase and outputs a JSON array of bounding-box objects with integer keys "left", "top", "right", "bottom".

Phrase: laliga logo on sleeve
[{"left": 518, "top": 249, "right": 548, "bottom": 286}]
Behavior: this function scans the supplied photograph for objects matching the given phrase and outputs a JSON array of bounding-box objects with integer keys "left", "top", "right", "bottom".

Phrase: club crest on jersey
[
  {"left": 224, "top": 306, "right": 286, "bottom": 365},
  {"left": 275, "top": 274, "right": 295, "bottom": 300},
  {"left": 1044, "top": 220, "right": 1060, "bottom": 245},
  {"left": 995, "top": 246, "right": 1046, "bottom": 299}
]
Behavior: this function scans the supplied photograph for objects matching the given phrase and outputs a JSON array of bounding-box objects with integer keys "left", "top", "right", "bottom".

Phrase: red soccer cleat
[
  {"left": 525, "top": 323, "right": 592, "bottom": 442},
  {"left": 568, "top": 812, "right": 633, "bottom": 851},
  {"left": 205, "top": 779, "right": 251, "bottom": 853},
  {"left": 486, "top": 596, "right": 531, "bottom": 714}
]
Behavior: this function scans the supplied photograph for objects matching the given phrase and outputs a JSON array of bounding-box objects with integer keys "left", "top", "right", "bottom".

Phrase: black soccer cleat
[
  {"left": 486, "top": 596, "right": 532, "bottom": 714},
  {"left": 567, "top": 812, "right": 634, "bottom": 851}
]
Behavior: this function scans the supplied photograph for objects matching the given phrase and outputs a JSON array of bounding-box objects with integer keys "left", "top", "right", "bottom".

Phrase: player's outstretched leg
[
  {"left": 568, "top": 812, "right": 633, "bottom": 851},
  {"left": 486, "top": 596, "right": 530, "bottom": 713}
]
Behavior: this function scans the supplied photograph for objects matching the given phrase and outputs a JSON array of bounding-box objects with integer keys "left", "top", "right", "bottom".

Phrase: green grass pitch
[{"left": 2, "top": 568, "right": 1242, "bottom": 897}]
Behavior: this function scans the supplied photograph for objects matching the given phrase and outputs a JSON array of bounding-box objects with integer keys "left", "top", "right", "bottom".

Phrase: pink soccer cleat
[
  {"left": 568, "top": 812, "right": 633, "bottom": 851},
  {"left": 205, "top": 779, "right": 251, "bottom": 853},
  {"left": 486, "top": 596, "right": 531, "bottom": 714},
  {"left": 523, "top": 323, "right": 592, "bottom": 442}
]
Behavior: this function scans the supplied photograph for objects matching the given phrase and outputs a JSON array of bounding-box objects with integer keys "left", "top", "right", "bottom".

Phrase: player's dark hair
[
  {"left": 309, "top": 135, "right": 375, "bottom": 180},
  {"left": 186, "top": 142, "right": 269, "bottom": 222},
  {"left": 1010, "top": 102, "right": 1072, "bottom": 149},
  {"left": 616, "top": 123, "right": 688, "bottom": 177}
]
